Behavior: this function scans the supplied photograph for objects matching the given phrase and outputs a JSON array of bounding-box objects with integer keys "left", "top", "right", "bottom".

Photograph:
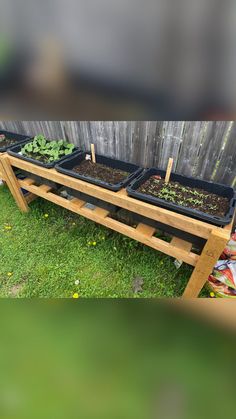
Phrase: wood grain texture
[
  {"left": 0, "top": 155, "right": 29, "bottom": 212},
  {"left": 0, "top": 121, "right": 235, "bottom": 186},
  {"left": 0, "top": 152, "right": 5, "bottom": 180},
  {"left": 183, "top": 229, "right": 229, "bottom": 298},
  {"left": 8, "top": 154, "right": 216, "bottom": 239}
]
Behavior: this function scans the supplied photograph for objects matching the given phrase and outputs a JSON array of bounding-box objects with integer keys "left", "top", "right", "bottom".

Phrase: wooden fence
[{"left": 0, "top": 121, "right": 235, "bottom": 187}]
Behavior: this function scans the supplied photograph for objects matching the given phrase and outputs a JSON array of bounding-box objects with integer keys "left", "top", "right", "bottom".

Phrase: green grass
[{"left": 0, "top": 184, "right": 209, "bottom": 298}]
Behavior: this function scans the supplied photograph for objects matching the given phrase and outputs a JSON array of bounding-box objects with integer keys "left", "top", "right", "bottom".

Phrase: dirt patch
[
  {"left": 0, "top": 135, "right": 19, "bottom": 148},
  {"left": 137, "top": 177, "right": 229, "bottom": 217},
  {"left": 9, "top": 283, "right": 24, "bottom": 297},
  {"left": 73, "top": 160, "right": 129, "bottom": 184}
]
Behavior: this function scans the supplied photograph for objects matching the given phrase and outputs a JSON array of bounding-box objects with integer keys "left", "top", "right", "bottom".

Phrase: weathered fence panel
[{"left": 0, "top": 121, "right": 235, "bottom": 186}]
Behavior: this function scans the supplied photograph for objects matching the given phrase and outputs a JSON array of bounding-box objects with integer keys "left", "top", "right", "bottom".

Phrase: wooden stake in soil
[
  {"left": 91, "top": 144, "right": 96, "bottom": 163},
  {"left": 165, "top": 158, "right": 174, "bottom": 184}
]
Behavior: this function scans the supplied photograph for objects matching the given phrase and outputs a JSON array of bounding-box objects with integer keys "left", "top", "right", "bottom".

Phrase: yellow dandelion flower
[
  {"left": 92, "top": 241, "right": 97, "bottom": 246},
  {"left": 210, "top": 292, "right": 215, "bottom": 298},
  {"left": 44, "top": 214, "right": 49, "bottom": 218},
  {"left": 73, "top": 293, "right": 79, "bottom": 299},
  {"left": 7, "top": 272, "right": 13, "bottom": 277}
]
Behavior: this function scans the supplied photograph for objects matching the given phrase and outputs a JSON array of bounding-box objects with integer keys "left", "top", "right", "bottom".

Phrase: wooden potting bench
[{"left": 0, "top": 153, "right": 235, "bottom": 298}]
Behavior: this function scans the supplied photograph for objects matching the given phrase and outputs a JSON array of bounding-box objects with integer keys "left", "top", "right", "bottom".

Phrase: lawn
[{"left": 0, "top": 184, "right": 208, "bottom": 298}]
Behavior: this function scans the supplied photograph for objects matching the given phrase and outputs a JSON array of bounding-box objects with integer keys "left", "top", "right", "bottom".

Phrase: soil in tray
[
  {"left": 137, "top": 177, "right": 229, "bottom": 217},
  {"left": 72, "top": 160, "right": 129, "bottom": 184},
  {"left": 0, "top": 135, "right": 20, "bottom": 148}
]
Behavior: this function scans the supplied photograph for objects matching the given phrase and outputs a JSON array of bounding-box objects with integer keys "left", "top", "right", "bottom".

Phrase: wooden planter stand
[{"left": 0, "top": 153, "right": 235, "bottom": 298}]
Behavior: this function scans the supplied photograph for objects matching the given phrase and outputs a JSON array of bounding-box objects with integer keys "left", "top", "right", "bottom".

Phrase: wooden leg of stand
[
  {"left": 0, "top": 156, "right": 29, "bottom": 213},
  {"left": 182, "top": 229, "right": 229, "bottom": 298}
]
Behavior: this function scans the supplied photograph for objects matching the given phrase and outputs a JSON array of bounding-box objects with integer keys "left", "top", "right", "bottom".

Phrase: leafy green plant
[{"left": 21, "top": 135, "right": 75, "bottom": 163}]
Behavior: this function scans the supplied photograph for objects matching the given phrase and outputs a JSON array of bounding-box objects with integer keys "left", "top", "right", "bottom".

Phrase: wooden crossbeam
[
  {"left": 136, "top": 223, "right": 156, "bottom": 237},
  {"left": 171, "top": 237, "right": 192, "bottom": 253}
]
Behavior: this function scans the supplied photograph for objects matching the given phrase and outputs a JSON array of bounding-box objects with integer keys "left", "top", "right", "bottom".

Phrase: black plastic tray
[
  {"left": 55, "top": 152, "right": 143, "bottom": 191},
  {"left": 0, "top": 130, "right": 31, "bottom": 152},
  {"left": 65, "top": 187, "right": 119, "bottom": 213},
  {"left": 7, "top": 139, "right": 81, "bottom": 168},
  {"left": 127, "top": 168, "right": 236, "bottom": 226}
]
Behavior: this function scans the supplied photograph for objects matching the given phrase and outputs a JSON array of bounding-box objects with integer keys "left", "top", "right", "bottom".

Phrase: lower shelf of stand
[{"left": 18, "top": 177, "right": 199, "bottom": 266}]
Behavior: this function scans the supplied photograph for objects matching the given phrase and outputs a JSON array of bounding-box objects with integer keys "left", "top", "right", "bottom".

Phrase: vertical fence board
[
  {"left": 194, "top": 121, "right": 232, "bottom": 180},
  {"left": 176, "top": 121, "right": 206, "bottom": 177},
  {"left": 157, "top": 121, "right": 185, "bottom": 170},
  {"left": 213, "top": 121, "right": 236, "bottom": 186},
  {"left": 0, "top": 120, "right": 235, "bottom": 186}
]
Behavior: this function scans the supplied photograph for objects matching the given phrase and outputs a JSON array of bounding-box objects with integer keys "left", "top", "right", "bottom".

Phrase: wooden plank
[
  {"left": 0, "top": 152, "right": 5, "bottom": 180},
  {"left": 224, "top": 209, "right": 236, "bottom": 232},
  {"left": 25, "top": 193, "right": 38, "bottom": 204},
  {"left": 136, "top": 223, "right": 156, "bottom": 237},
  {"left": 38, "top": 184, "right": 52, "bottom": 192},
  {"left": 171, "top": 237, "right": 192, "bottom": 253},
  {"left": 0, "top": 169, "right": 4, "bottom": 180},
  {"left": 157, "top": 122, "right": 185, "bottom": 171},
  {"left": 11, "top": 157, "right": 214, "bottom": 239},
  {"left": 183, "top": 229, "right": 229, "bottom": 298},
  {"left": 176, "top": 121, "right": 206, "bottom": 177},
  {"left": 23, "top": 178, "right": 35, "bottom": 185},
  {"left": 70, "top": 197, "right": 86, "bottom": 208},
  {"left": 0, "top": 156, "right": 29, "bottom": 212},
  {"left": 92, "top": 207, "right": 109, "bottom": 218},
  {"left": 213, "top": 121, "right": 236, "bottom": 185},
  {"left": 117, "top": 189, "right": 128, "bottom": 196},
  {"left": 17, "top": 180, "right": 199, "bottom": 266},
  {"left": 193, "top": 121, "right": 231, "bottom": 181}
]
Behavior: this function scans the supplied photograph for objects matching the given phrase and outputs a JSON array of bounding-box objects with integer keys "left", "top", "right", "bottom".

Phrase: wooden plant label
[
  {"left": 91, "top": 144, "right": 96, "bottom": 163},
  {"left": 165, "top": 158, "right": 174, "bottom": 183}
]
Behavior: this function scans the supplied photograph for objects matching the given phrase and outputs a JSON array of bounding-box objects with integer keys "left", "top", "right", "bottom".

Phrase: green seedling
[
  {"left": 21, "top": 135, "right": 75, "bottom": 163},
  {"left": 186, "top": 197, "right": 203, "bottom": 205}
]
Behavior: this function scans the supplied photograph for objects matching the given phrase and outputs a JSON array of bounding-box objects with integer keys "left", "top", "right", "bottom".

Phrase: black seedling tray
[
  {"left": 127, "top": 168, "right": 236, "bottom": 226},
  {"left": 65, "top": 187, "right": 119, "bottom": 213},
  {"left": 7, "top": 139, "right": 81, "bottom": 168},
  {"left": 128, "top": 211, "right": 206, "bottom": 248},
  {"left": 0, "top": 130, "right": 31, "bottom": 152},
  {"left": 55, "top": 152, "right": 143, "bottom": 191}
]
